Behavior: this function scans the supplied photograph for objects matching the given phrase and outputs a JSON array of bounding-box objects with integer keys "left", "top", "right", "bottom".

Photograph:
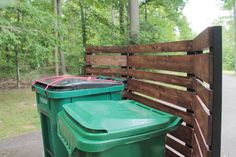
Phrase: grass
[{"left": 0, "top": 88, "right": 40, "bottom": 139}]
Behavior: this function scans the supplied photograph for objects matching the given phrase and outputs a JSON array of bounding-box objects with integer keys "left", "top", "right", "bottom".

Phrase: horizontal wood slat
[
  {"left": 166, "top": 136, "right": 193, "bottom": 157},
  {"left": 193, "top": 96, "right": 212, "bottom": 145},
  {"left": 193, "top": 27, "right": 213, "bottom": 51},
  {"left": 124, "top": 92, "right": 193, "bottom": 125},
  {"left": 193, "top": 78, "right": 213, "bottom": 111},
  {"left": 86, "top": 67, "right": 127, "bottom": 76},
  {"left": 193, "top": 118, "right": 212, "bottom": 157},
  {"left": 192, "top": 133, "right": 203, "bottom": 157},
  {"left": 128, "top": 40, "right": 193, "bottom": 53},
  {"left": 86, "top": 55, "right": 127, "bottom": 66},
  {"left": 193, "top": 53, "right": 212, "bottom": 84},
  {"left": 170, "top": 125, "right": 193, "bottom": 146},
  {"left": 86, "top": 46, "right": 127, "bottom": 53},
  {"left": 165, "top": 148, "right": 181, "bottom": 157},
  {"left": 124, "top": 92, "right": 194, "bottom": 144},
  {"left": 128, "top": 69, "right": 193, "bottom": 88},
  {"left": 127, "top": 79, "right": 193, "bottom": 110},
  {"left": 128, "top": 55, "right": 193, "bottom": 73}
]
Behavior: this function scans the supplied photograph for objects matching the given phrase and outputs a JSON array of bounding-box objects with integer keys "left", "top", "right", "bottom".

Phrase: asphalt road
[
  {"left": 0, "top": 75, "right": 235, "bottom": 157},
  {"left": 0, "top": 132, "right": 43, "bottom": 157},
  {"left": 221, "top": 75, "right": 236, "bottom": 157}
]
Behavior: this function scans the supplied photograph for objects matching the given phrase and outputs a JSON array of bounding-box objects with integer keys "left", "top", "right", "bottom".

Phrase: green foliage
[
  {"left": 0, "top": 0, "right": 193, "bottom": 80},
  {"left": 220, "top": 19, "right": 235, "bottom": 70},
  {"left": 219, "top": 0, "right": 236, "bottom": 71}
]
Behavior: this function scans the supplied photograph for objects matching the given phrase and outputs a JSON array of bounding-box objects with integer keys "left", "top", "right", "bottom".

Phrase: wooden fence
[{"left": 85, "top": 26, "right": 222, "bottom": 157}]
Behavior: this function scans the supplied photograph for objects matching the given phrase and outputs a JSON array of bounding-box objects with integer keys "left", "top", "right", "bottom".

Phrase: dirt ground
[{"left": 0, "top": 75, "right": 235, "bottom": 157}]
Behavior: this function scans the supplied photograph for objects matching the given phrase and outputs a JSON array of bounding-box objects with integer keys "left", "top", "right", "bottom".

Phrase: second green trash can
[
  {"left": 32, "top": 76, "right": 124, "bottom": 157},
  {"left": 57, "top": 100, "right": 182, "bottom": 157}
]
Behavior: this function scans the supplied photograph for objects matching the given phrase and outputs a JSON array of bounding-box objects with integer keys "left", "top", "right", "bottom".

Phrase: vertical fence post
[{"left": 211, "top": 26, "right": 222, "bottom": 157}]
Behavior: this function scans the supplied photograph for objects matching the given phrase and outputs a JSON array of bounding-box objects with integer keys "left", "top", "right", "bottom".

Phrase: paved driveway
[
  {"left": 0, "top": 132, "right": 43, "bottom": 157},
  {"left": 0, "top": 75, "right": 235, "bottom": 157},
  {"left": 221, "top": 75, "right": 236, "bottom": 157}
]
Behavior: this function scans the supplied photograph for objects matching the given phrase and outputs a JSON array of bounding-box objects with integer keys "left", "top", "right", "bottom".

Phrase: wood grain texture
[
  {"left": 165, "top": 148, "right": 181, "bottom": 157},
  {"left": 128, "top": 69, "right": 193, "bottom": 88},
  {"left": 170, "top": 125, "right": 193, "bottom": 146},
  {"left": 86, "top": 67, "right": 127, "bottom": 76},
  {"left": 192, "top": 133, "right": 203, "bottom": 157},
  {"left": 193, "top": 96, "right": 212, "bottom": 145},
  {"left": 193, "top": 78, "right": 213, "bottom": 111},
  {"left": 86, "top": 46, "right": 127, "bottom": 53},
  {"left": 193, "top": 118, "right": 212, "bottom": 157},
  {"left": 166, "top": 136, "right": 193, "bottom": 157},
  {"left": 128, "top": 40, "right": 193, "bottom": 53},
  {"left": 193, "top": 27, "right": 213, "bottom": 51},
  {"left": 193, "top": 53, "right": 212, "bottom": 84},
  {"left": 124, "top": 92, "right": 193, "bottom": 125},
  {"left": 86, "top": 55, "right": 127, "bottom": 66},
  {"left": 127, "top": 79, "right": 193, "bottom": 110},
  {"left": 128, "top": 55, "right": 193, "bottom": 73}
]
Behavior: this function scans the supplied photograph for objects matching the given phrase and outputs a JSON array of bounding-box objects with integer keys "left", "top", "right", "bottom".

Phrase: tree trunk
[
  {"left": 128, "top": 0, "right": 139, "bottom": 44},
  {"left": 15, "top": 48, "right": 20, "bottom": 88},
  {"left": 79, "top": 0, "right": 87, "bottom": 49},
  {"left": 57, "top": 0, "right": 66, "bottom": 74},
  {"left": 234, "top": 1, "right": 236, "bottom": 75},
  {"left": 54, "top": 0, "right": 59, "bottom": 76},
  {"left": 15, "top": 9, "right": 20, "bottom": 88},
  {"left": 111, "top": 0, "right": 115, "bottom": 43},
  {"left": 79, "top": 0, "right": 87, "bottom": 75},
  {"left": 56, "top": 0, "right": 66, "bottom": 75},
  {"left": 119, "top": 0, "right": 125, "bottom": 35},
  {"left": 144, "top": 0, "right": 147, "bottom": 23}
]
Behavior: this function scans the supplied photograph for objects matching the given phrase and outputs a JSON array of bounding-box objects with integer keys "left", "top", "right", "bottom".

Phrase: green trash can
[
  {"left": 32, "top": 76, "right": 124, "bottom": 157},
  {"left": 57, "top": 100, "right": 182, "bottom": 157}
]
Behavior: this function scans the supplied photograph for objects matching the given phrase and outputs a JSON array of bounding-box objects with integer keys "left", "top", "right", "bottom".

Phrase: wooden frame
[{"left": 85, "top": 26, "right": 222, "bottom": 157}]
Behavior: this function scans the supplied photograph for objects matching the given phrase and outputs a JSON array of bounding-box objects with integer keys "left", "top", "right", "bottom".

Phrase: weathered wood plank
[
  {"left": 86, "top": 55, "right": 127, "bottom": 66},
  {"left": 170, "top": 125, "right": 193, "bottom": 147},
  {"left": 166, "top": 136, "right": 193, "bottom": 157},
  {"left": 128, "top": 55, "right": 193, "bottom": 73},
  {"left": 193, "top": 27, "right": 213, "bottom": 51},
  {"left": 192, "top": 133, "right": 203, "bottom": 157},
  {"left": 193, "top": 53, "right": 212, "bottom": 84},
  {"left": 127, "top": 79, "right": 193, "bottom": 110},
  {"left": 86, "top": 67, "right": 127, "bottom": 76},
  {"left": 193, "top": 78, "right": 213, "bottom": 111},
  {"left": 124, "top": 92, "right": 194, "bottom": 139},
  {"left": 128, "top": 40, "right": 193, "bottom": 53},
  {"left": 128, "top": 69, "right": 193, "bottom": 88},
  {"left": 165, "top": 148, "right": 181, "bottom": 157},
  {"left": 86, "top": 46, "right": 127, "bottom": 53},
  {"left": 124, "top": 92, "right": 193, "bottom": 124},
  {"left": 193, "top": 118, "right": 212, "bottom": 157},
  {"left": 193, "top": 96, "right": 212, "bottom": 145}
]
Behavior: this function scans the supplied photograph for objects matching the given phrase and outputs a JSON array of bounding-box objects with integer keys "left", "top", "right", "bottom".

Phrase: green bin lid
[{"left": 60, "top": 100, "right": 182, "bottom": 152}]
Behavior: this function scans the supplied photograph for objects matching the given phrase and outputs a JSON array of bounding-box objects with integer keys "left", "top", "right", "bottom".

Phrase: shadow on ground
[{"left": 0, "top": 75, "right": 235, "bottom": 157}]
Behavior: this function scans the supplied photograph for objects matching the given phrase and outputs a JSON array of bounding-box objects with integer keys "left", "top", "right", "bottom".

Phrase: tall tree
[
  {"left": 54, "top": 0, "right": 66, "bottom": 75},
  {"left": 54, "top": 0, "right": 59, "bottom": 75},
  {"left": 119, "top": 0, "right": 125, "bottom": 35},
  {"left": 111, "top": 0, "right": 115, "bottom": 43},
  {"left": 128, "top": 0, "right": 139, "bottom": 43},
  {"left": 224, "top": 0, "right": 236, "bottom": 74},
  {"left": 234, "top": 1, "right": 236, "bottom": 74}
]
